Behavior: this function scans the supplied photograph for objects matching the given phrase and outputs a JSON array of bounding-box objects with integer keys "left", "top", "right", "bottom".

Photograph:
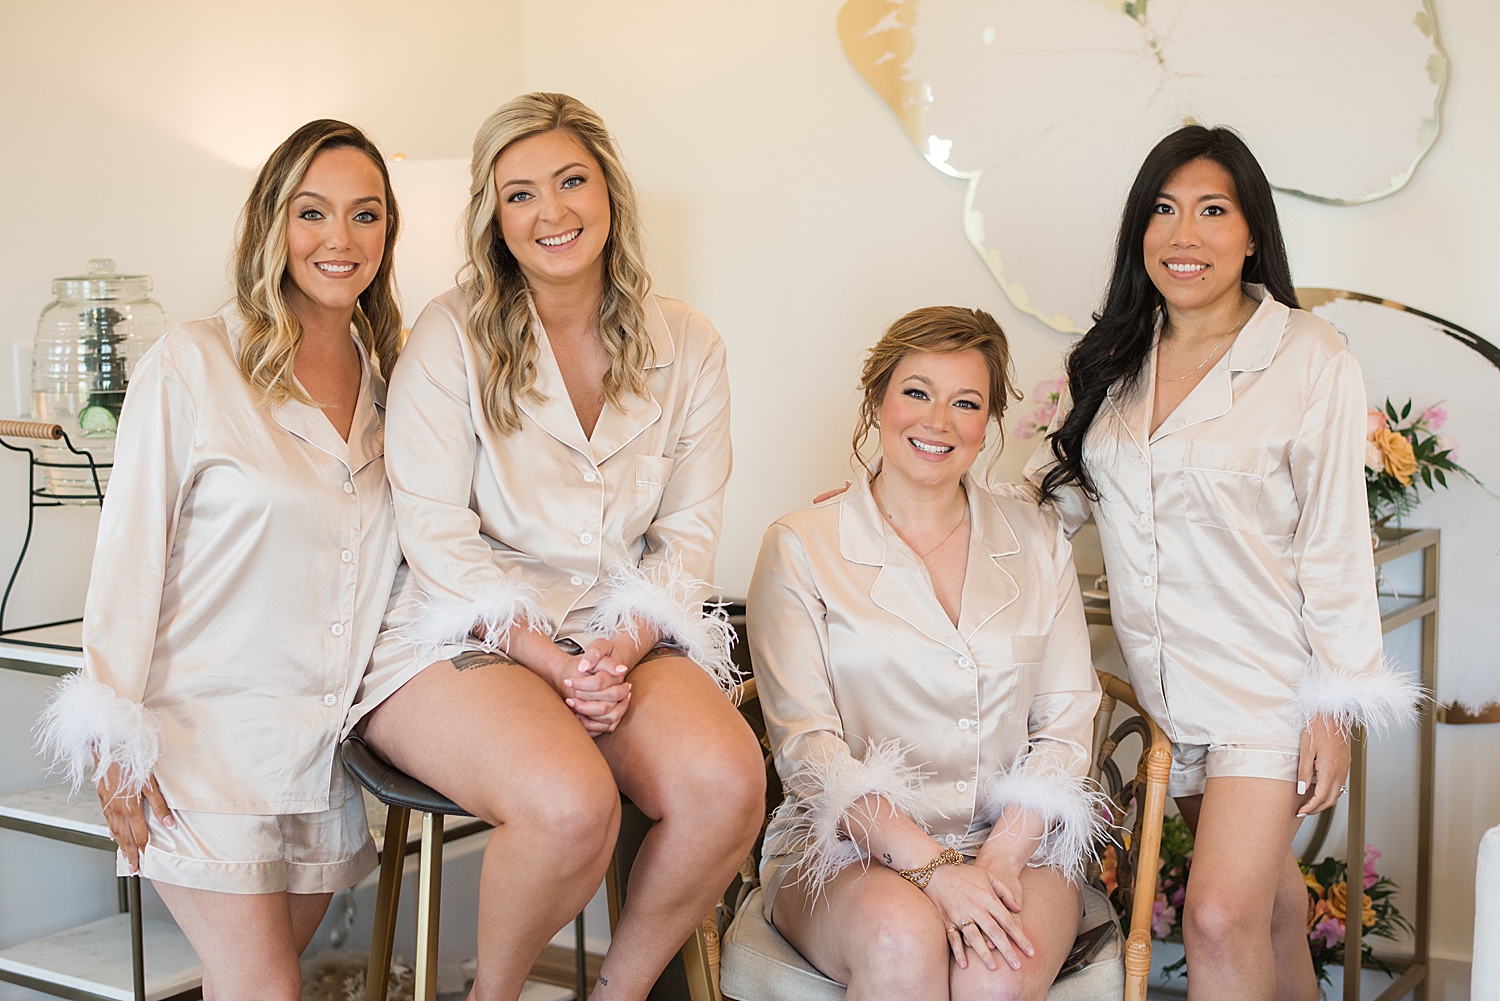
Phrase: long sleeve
[
  {"left": 1019, "top": 382, "right": 1093, "bottom": 537},
  {"left": 587, "top": 321, "right": 737, "bottom": 690},
  {"left": 1287, "top": 349, "right": 1419, "bottom": 733},
  {"left": 37, "top": 349, "right": 194, "bottom": 795},
  {"left": 982, "top": 519, "right": 1104, "bottom": 878},
  {"left": 748, "top": 521, "right": 928, "bottom": 893},
  {"left": 384, "top": 300, "right": 545, "bottom": 662}
]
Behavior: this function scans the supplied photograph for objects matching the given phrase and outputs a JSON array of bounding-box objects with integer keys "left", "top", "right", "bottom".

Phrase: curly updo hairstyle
[{"left": 852, "top": 305, "right": 1022, "bottom": 472}]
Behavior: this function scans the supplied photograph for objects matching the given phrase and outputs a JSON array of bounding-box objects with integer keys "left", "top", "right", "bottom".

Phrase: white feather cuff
[
  {"left": 983, "top": 746, "right": 1107, "bottom": 882},
  {"left": 34, "top": 673, "right": 163, "bottom": 796},
  {"left": 764, "top": 738, "right": 930, "bottom": 898},
  {"left": 1291, "top": 658, "right": 1422, "bottom": 736},
  {"left": 397, "top": 574, "right": 549, "bottom": 666},
  {"left": 586, "top": 557, "right": 739, "bottom": 694}
]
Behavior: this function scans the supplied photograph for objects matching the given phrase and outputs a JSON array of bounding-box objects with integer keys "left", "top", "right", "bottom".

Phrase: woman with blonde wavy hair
[
  {"left": 351, "top": 92, "right": 764, "bottom": 1000},
  {"left": 38, "top": 119, "right": 405, "bottom": 1000}
]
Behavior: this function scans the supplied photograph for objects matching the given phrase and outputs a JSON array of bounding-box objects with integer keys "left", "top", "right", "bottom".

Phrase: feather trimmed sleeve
[
  {"left": 385, "top": 298, "right": 553, "bottom": 653},
  {"left": 1289, "top": 350, "right": 1420, "bottom": 734},
  {"left": 748, "top": 520, "right": 930, "bottom": 897},
  {"left": 36, "top": 348, "right": 190, "bottom": 795},
  {"left": 983, "top": 517, "right": 1106, "bottom": 880},
  {"left": 586, "top": 554, "right": 738, "bottom": 693}
]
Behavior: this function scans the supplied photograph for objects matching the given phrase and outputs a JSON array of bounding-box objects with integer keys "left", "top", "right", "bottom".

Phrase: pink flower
[
  {"left": 1364, "top": 844, "right": 1382, "bottom": 890},
  {"left": 1033, "top": 376, "right": 1065, "bottom": 404},
  {"left": 1367, "top": 409, "right": 1389, "bottom": 438},
  {"left": 1170, "top": 886, "right": 1186, "bottom": 908},
  {"left": 1151, "top": 898, "right": 1176, "bottom": 939},
  {"left": 1419, "top": 404, "right": 1447, "bottom": 431},
  {"left": 1312, "top": 917, "right": 1345, "bottom": 949}
]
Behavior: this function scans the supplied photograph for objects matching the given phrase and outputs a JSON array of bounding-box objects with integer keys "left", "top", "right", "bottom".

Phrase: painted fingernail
[
  {"left": 1297, "top": 781, "right": 1307, "bottom": 795},
  {"left": 164, "top": 816, "right": 176, "bottom": 828},
  {"left": 1296, "top": 811, "right": 1306, "bottom": 818}
]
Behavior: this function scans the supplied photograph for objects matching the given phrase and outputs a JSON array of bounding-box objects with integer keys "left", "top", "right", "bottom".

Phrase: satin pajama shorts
[
  {"left": 1166, "top": 740, "right": 1302, "bottom": 798},
  {"left": 120, "top": 762, "right": 377, "bottom": 895}
]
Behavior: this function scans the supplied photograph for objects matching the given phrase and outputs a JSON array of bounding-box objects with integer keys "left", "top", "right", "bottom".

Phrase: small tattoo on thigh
[
  {"left": 598, "top": 976, "right": 608, "bottom": 986},
  {"left": 450, "top": 651, "right": 513, "bottom": 672},
  {"left": 637, "top": 645, "right": 680, "bottom": 665}
]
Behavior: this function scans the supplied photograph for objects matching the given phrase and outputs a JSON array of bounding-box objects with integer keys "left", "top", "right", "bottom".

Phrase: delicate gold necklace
[
  {"left": 1156, "top": 300, "right": 1256, "bottom": 383},
  {"left": 873, "top": 474, "right": 969, "bottom": 559}
]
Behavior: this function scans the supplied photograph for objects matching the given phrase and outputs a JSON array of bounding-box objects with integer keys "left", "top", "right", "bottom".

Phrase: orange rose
[{"left": 1373, "top": 427, "right": 1417, "bottom": 485}]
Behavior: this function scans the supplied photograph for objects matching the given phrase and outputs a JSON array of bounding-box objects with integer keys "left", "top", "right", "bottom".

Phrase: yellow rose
[
  {"left": 1373, "top": 427, "right": 1417, "bottom": 485},
  {"left": 1327, "top": 881, "right": 1377, "bottom": 927}
]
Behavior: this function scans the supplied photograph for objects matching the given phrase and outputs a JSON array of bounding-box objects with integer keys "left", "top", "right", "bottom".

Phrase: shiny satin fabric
[
  {"left": 351, "top": 289, "right": 731, "bottom": 721},
  {"left": 81, "top": 310, "right": 400, "bottom": 813},
  {"left": 748, "top": 471, "right": 1100, "bottom": 910},
  {"left": 1023, "top": 284, "right": 1388, "bottom": 748}
]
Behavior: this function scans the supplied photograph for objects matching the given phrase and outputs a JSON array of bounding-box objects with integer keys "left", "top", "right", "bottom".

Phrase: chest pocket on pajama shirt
[
  {"left": 1181, "top": 442, "right": 1267, "bottom": 533},
  {"left": 623, "top": 454, "right": 674, "bottom": 541}
]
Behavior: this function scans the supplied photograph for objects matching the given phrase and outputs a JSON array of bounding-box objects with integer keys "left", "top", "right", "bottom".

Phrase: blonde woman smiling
[
  {"left": 351, "top": 93, "right": 764, "bottom": 1001},
  {"left": 749, "top": 308, "right": 1103, "bottom": 1001},
  {"left": 40, "top": 121, "right": 404, "bottom": 1001}
]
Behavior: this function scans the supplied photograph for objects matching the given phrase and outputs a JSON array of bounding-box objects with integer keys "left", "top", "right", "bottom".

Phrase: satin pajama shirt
[
  {"left": 42, "top": 310, "right": 400, "bottom": 892},
  {"left": 350, "top": 288, "right": 735, "bottom": 724},
  {"left": 1022, "top": 284, "right": 1415, "bottom": 795},
  {"left": 748, "top": 470, "right": 1102, "bottom": 914}
]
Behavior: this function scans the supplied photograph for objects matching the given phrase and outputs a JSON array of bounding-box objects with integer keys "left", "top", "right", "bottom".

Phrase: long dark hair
[{"left": 1039, "top": 126, "right": 1298, "bottom": 501}]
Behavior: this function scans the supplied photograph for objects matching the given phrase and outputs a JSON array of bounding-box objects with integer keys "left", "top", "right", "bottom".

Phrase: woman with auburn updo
[
  {"left": 749, "top": 307, "right": 1104, "bottom": 1000},
  {"left": 38, "top": 120, "right": 403, "bottom": 1000},
  {"left": 1024, "top": 125, "right": 1418, "bottom": 997},
  {"left": 350, "top": 93, "right": 764, "bottom": 1000}
]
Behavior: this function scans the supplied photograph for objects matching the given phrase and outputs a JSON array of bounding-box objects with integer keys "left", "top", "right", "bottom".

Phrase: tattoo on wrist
[
  {"left": 451, "top": 651, "right": 514, "bottom": 672},
  {"left": 883, "top": 853, "right": 893, "bottom": 865}
]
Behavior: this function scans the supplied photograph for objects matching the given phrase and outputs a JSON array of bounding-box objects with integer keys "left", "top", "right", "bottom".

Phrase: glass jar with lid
[{"left": 31, "top": 259, "right": 168, "bottom": 501}]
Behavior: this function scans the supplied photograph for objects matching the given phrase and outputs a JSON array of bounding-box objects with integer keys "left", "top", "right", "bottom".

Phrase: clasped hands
[
  {"left": 921, "top": 844, "right": 1036, "bottom": 973},
  {"left": 551, "top": 635, "right": 642, "bottom": 736}
]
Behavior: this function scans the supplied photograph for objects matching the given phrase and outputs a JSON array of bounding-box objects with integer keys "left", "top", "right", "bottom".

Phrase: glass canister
[{"left": 31, "top": 259, "right": 168, "bottom": 501}]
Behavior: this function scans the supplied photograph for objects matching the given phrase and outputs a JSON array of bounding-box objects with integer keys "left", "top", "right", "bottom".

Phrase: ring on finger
[{"left": 957, "top": 918, "right": 974, "bottom": 929}]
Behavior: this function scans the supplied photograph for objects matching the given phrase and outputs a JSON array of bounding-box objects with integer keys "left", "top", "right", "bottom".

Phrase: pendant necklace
[
  {"left": 873, "top": 474, "right": 969, "bottom": 559},
  {"left": 1157, "top": 300, "right": 1256, "bottom": 383}
]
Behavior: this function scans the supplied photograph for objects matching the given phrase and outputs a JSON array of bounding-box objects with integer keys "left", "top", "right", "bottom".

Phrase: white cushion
[{"left": 720, "top": 882, "right": 1125, "bottom": 1001}]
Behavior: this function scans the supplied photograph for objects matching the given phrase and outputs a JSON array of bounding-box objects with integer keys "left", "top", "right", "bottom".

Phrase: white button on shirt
[
  {"left": 571, "top": 576, "right": 584, "bottom": 586},
  {"left": 955, "top": 781, "right": 968, "bottom": 793},
  {"left": 331, "top": 623, "right": 345, "bottom": 637},
  {"left": 958, "top": 718, "right": 971, "bottom": 731},
  {"left": 322, "top": 694, "right": 337, "bottom": 707},
  {"left": 341, "top": 550, "right": 353, "bottom": 563},
  {"left": 958, "top": 657, "right": 974, "bottom": 669},
  {"left": 580, "top": 532, "right": 593, "bottom": 545},
  {"left": 583, "top": 472, "right": 597, "bottom": 483},
  {"left": 78, "top": 309, "right": 399, "bottom": 814}
]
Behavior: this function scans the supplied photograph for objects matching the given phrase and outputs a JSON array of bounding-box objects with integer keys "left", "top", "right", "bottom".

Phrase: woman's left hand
[{"left": 1296, "top": 714, "right": 1351, "bottom": 817}]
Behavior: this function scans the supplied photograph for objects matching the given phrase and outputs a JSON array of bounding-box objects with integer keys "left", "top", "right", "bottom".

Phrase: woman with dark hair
[
  {"left": 1024, "top": 126, "right": 1417, "bottom": 997},
  {"left": 38, "top": 120, "right": 404, "bottom": 1000},
  {"left": 751, "top": 307, "right": 1103, "bottom": 1000}
]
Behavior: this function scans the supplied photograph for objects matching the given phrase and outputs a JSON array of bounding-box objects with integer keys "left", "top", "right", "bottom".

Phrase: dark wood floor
[{"left": 528, "top": 945, "right": 604, "bottom": 996}]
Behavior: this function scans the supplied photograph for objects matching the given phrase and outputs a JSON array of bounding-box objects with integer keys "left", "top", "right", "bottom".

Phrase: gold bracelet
[{"left": 896, "top": 847, "right": 964, "bottom": 889}]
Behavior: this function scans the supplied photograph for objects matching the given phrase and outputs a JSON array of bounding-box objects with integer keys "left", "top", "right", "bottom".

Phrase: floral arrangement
[
  {"left": 1365, "top": 398, "right": 1476, "bottom": 526},
  {"left": 1101, "top": 815, "right": 1409, "bottom": 985},
  {"left": 1014, "top": 377, "right": 1065, "bottom": 439}
]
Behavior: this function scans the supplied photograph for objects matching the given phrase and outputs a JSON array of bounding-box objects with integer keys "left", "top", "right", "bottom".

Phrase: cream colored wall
[{"left": 0, "top": 0, "right": 1495, "bottom": 981}]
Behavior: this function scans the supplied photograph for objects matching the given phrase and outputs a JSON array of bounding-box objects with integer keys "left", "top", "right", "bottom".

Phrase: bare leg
[
  {"left": 948, "top": 865, "right": 1081, "bottom": 1001},
  {"left": 1175, "top": 779, "right": 1316, "bottom": 1001},
  {"left": 153, "top": 884, "right": 329, "bottom": 1001},
  {"left": 773, "top": 862, "right": 950, "bottom": 1000},
  {"left": 589, "top": 655, "right": 765, "bottom": 1000},
  {"left": 773, "top": 859, "right": 1080, "bottom": 1000},
  {"left": 362, "top": 658, "right": 620, "bottom": 1001}
]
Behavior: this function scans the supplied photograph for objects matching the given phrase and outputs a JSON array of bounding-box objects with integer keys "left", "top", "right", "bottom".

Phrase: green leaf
[
  {"left": 1435, "top": 469, "right": 1447, "bottom": 488},
  {"left": 1401, "top": 399, "right": 1412, "bottom": 420}
]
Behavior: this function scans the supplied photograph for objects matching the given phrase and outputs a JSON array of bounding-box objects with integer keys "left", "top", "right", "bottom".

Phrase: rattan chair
[{"left": 713, "top": 671, "right": 1172, "bottom": 1001}]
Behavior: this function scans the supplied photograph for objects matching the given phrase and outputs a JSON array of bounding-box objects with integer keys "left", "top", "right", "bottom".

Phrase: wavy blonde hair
[
  {"left": 460, "top": 93, "right": 653, "bottom": 434},
  {"left": 233, "top": 120, "right": 402, "bottom": 404},
  {"left": 853, "top": 306, "right": 1022, "bottom": 473}
]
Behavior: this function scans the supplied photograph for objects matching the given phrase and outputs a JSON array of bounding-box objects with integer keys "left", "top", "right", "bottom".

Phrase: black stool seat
[{"left": 340, "top": 734, "right": 471, "bottom": 817}]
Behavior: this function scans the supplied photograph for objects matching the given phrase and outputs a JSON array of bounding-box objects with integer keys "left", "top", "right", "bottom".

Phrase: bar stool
[{"left": 342, "top": 736, "right": 591, "bottom": 1000}]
